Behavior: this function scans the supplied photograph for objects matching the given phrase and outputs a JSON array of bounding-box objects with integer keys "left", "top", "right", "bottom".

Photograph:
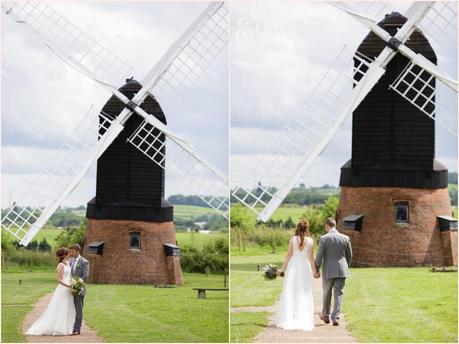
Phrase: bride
[
  {"left": 275, "top": 219, "right": 319, "bottom": 331},
  {"left": 26, "top": 247, "right": 76, "bottom": 336}
]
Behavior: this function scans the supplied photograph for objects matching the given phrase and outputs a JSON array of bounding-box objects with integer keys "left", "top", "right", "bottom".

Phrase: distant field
[
  {"left": 173, "top": 205, "right": 214, "bottom": 219},
  {"left": 250, "top": 206, "right": 306, "bottom": 223},
  {"left": 176, "top": 232, "right": 226, "bottom": 249},
  {"left": 33, "top": 228, "right": 63, "bottom": 248},
  {"left": 21, "top": 228, "right": 223, "bottom": 251}
]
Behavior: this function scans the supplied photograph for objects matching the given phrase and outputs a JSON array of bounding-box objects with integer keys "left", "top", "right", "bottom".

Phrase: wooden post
[{"left": 198, "top": 289, "right": 206, "bottom": 299}]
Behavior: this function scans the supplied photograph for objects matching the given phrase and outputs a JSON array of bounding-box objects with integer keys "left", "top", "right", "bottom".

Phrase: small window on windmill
[
  {"left": 129, "top": 231, "right": 141, "bottom": 249},
  {"left": 343, "top": 214, "right": 363, "bottom": 231},
  {"left": 395, "top": 202, "right": 409, "bottom": 224},
  {"left": 437, "top": 216, "right": 458, "bottom": 232},
  {"left": 164, "top": 243, "right": 180, "bottom": 257},
  {"left": 88, "top": 241, "right": 104, "bottom": 255}
]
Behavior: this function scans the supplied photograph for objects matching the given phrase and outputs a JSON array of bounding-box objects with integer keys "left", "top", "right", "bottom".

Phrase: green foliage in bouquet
[{"left": 71, "top": 277, "right": 85, "bottom": 296}]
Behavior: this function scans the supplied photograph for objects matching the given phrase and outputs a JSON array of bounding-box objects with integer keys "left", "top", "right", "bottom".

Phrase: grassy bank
[{"left": 345, "top": 267, "right": 457, "bottom": 343}]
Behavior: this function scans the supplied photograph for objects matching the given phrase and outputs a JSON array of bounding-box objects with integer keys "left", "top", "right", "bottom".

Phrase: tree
[
  {"left": 321, "top": 195, "right": 339, "bottom": 222},
  {"left": 284, "top": 216, "right": 295, "bottom": 229},
  {"left": 28, "top": 240, "right": 38, "bottom": 251},
  {"left": 55, "top": 221, "right": 86, "bottom": 248},
  {"left": 230, "top": 204, "right": 256, "bottom": 252},
  {"left": 38, "top": 238, "right": 52, "bottom": 252}
]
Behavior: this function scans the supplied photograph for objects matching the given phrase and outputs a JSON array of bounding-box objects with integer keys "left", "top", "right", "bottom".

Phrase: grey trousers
[
  {"left": 322, "top": 277, "right": 346, "bottom": 321},
  {"left": 73, "top": 295, "right": 85, "bottom": 332}
]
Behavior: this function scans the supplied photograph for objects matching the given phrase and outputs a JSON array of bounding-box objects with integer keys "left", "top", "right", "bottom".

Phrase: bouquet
[
  {"left": 262, "top": 264, "right": 280, "bottom": 280},
  {"left": 70, "top": 278, "right": 85, "bottom": 296}
]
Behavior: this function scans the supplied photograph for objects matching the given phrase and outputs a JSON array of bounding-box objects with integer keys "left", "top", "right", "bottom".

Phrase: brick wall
[
  {"left": 337, "top": 187, "right": 456, "bottom": 267},
  {"left": 83, "top": 219, "right": 183, "bottom": 285}
]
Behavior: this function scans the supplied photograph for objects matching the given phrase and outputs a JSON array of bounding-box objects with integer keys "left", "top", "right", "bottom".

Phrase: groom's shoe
[
  {"left": 71, "top": 330, "right": 80, "bottom": 335},
  {"left": 332, "top": 319, "right": 339, "bottom": 326},
  {"left": 319, "top": 315, "right": 330, "bottom": 324}
]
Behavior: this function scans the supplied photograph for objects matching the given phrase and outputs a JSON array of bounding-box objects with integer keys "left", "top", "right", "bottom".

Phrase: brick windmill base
[
  {"left": 337, "top": 187, "right": 457, "bottom": 267},
  {"left": 83, "top": 219, "right": 183, "bottom": 285}
]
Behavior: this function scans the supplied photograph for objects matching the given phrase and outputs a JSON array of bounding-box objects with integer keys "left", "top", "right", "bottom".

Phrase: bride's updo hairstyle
[
  {"left": 295, "top": 219, "right": 310, "bottom": 247},
  {"left": 56, "top": 247, "right": 69, "bottom": 263}
]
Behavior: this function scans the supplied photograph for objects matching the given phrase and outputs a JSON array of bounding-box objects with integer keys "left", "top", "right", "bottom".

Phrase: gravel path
[
  {"left": 231, "top": 277, "right": 357, "bottom": 343},
  {"left": 22, "top": 293, "right": 103, "bottom": 343}
]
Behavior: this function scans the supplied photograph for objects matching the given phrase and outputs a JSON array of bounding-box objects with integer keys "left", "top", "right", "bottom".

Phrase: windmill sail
[
  {"left": 335, "top": 1, "right": 458, "bottom": 135},
  {"left": 2, "top": 1, "right": 134, "bottom": 88},
  {"left": 231, "top": 47, "right": 379, "bottom": 221},
  {"left": 1, "top": 109, "right": 123, "bottom": 245},
  {"left": 142, "top": 2, "right": 228, "bottom": 108},
  {"left": 128, "top": 120, "right": 229, "bottom": 219},
  {"left": 123, "top": 2, "right": 229, "bottom": 218},
  {"left": 2, "top": 2, "right": 229, "bottom": 246},
  {"left": 233, "top": 2, "right": 441, "bottom": 221}
]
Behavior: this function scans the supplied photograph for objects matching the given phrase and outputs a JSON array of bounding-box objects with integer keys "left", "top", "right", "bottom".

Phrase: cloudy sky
[
  {"left": 230, "top": 1, "right": 458, "bottom": 189},
  {"left": 2, "top": 1, "right": 228, "bottom": 207}
]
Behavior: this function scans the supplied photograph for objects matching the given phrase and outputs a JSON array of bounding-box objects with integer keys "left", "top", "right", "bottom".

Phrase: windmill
[
  {"left": 2, "top": 1, "right": 228, "bottom": 284},
  {"left": 232, "top": 2, "right": 457, "bottom": 266}
]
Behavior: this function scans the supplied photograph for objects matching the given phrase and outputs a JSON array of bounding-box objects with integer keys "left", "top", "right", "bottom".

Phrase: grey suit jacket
[
  {"left": 315, "top": 229, "right": 352, "bottom": 279},
  {"left": 71, "top": 256, "right": 89, "bottom": 296}
]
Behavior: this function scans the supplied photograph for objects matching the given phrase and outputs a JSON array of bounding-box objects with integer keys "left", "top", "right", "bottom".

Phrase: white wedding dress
[
  {"left": 26, "top": 263, "right": 76, "bottom": 336},
  {"left": 275, "top": 236, "right": 315, "bottom": 331}
]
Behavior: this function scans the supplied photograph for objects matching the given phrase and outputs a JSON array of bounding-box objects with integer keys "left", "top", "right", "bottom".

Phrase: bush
[
  {"left": 180, "top": 237, "right": 228, "bottom": 274},
  {"left": 2, "top": 248, "right": 55, "bottom": 268},
  {"left": 55, "top": 222, "right": 86, "bottom": 248},
  {"left": 38, "top": 238, "right": 52, "bottom": 252}
]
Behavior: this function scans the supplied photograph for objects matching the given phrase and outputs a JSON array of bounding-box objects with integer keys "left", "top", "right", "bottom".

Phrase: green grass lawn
[
  {"left": 2, "top": 271, "right": 228, "bottom": 343},
  {"left": 231, "top": 252, "right": 458, "bottom": 343},
  {"left": 33, "top": 228, "right": 63, "bottom": 248},
  {"left": 176, "top": 232, "right": 226, "bottom": 249},
  {"left": 230, "top": 255, "right": 283, "bottom": 342},
  {"left": 251, "top": 206, "right": 307, "bottom": 223},
  {"left": 230, "top": 255, "right": 284, "bottom": 308},
  {"left": 1, "top": 271, "right": 57, "bottom": 342},
  {"left": 230, "top": 312, "right": 269, "bottom": 343},
  {"left": 345, "top": 267, "right": 457, "bottom": 343}
]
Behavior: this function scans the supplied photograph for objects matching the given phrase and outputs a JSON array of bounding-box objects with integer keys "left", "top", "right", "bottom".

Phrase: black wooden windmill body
[
  {"left": 337, "top": 12, "right": 455, "bottom": 267},
  {"left": 1, "top": 1, "right": 229, "bottom": 285}
]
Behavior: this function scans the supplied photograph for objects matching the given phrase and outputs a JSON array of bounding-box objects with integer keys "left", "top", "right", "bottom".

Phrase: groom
[
  {"left": 68, "top": 244, "right": 89, "bottom": 335},
  {"left": 315, "top": 217, "right": 352, "bottom": 327}
]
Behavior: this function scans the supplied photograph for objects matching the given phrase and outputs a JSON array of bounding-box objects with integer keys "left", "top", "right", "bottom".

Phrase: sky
[
  {"left": 1, "top": 1, "right": 229, "bottom": 207},
  {"left": 1, "top": 1, "right": 458, "bottom": 210},
  {"left": 230, "top": 1, "right": 458, "bottom": 190}
]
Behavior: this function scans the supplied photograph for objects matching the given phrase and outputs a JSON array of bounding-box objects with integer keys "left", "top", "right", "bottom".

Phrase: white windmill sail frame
[
  {"left": 231, "top": 47, "right": 382, "bottom": 219},
  {"left": 1, "top": 109, "right": 123, "bottom": 245},
  {"left": 233, "top": 1, "right": 438, "bottom": 222},
  {"left": 335, "top": 1, "right": 458, "bottom": 135},
  {"left": 2, "top": 1, "right": 229, "bottom": 245},
  {"left": 141, "top": 2, "right": 228, "bottom": 108},
  {"left": 417, "top": 1, "right": 458, "bottom": 56},
  {"left": 2, "top": 1, "right": 135, "bottom": 88},
  {"left": 335, "top": 1, "right": 458, "bottom": 92},
  {"left": 127, "top": 120, "right": 229, "bottom": 218}
]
